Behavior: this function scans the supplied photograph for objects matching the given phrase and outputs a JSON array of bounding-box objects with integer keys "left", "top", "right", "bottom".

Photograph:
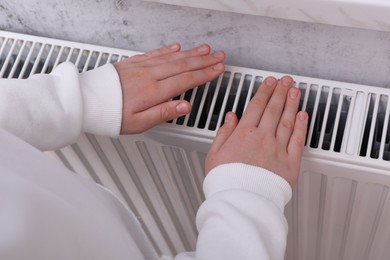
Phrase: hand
[
  {"left": 114, "top": 43, "right": 225, "bottom": 134},
  {"left": 205, "top": 76, "right": 308, "bottom": 186}
]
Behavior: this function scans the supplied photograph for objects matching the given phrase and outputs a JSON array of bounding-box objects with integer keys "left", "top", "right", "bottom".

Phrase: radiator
[{"left": 1, "top": 30, "right": 390, "bottom": 260}]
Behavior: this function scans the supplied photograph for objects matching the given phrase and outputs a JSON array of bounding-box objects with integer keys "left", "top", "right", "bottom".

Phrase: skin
[
  {"left": 205, "top": 76, "right": 308, "bottom": 186},
  {"left": 115, "top": 43, "right": 308, "bottom": 186},
  {"left": 114, "top": 43, "right": 225, "bottom": 134}
]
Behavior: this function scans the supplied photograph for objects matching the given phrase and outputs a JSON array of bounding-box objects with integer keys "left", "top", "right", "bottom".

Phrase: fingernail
[
  {"left": 197, "top": 44, "right": 209, "bottom": 53},
  {"left": 225, "top": 113, "right": 232, "bottom": 123},
  {"left": 213, "top": 51, "right": 224, "bottom": 58},
  {"left": 299, "top": 112, "right": 308, "bottom": 121},
  {"left": 213, "top": 63, "right": 224, "bottom": 71},
  {"left": 290, "top": 88, "right": 299, "bottom": 99},
  {"left": 176, "top": 103, "right": 189, "bottom": 114},
  {"left": 265, "top": 77, "right": 276, "bottom": 87},
  {"left": 281, "top": 76, "right": 293, "bottom": 87},
  {"left": 168, "top": 43, "right": 180, "bottom": 50}
]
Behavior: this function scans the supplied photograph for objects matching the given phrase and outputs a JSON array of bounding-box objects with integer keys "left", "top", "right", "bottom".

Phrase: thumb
[
  {"left": 205, "top": 112, "right": 238, "bottom": 174},
  {"left": 208, "top": 112, "right": 238, "bottom": 155},
  {"left": 134, "top": 100, "right": 191, "bottom": 132}
]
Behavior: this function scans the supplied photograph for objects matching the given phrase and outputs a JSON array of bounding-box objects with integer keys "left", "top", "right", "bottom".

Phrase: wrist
[
  {"left": 204, "top": 163, "right": 292, "bottom": 211},
  {"left": 78, "top": 63, "right": 123, "bottom": 137}
]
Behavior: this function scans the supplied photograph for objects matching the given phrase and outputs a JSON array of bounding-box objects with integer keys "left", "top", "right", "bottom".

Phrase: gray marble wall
[{"left": 1, "top": 0, "right": 390, "bottom": 88}]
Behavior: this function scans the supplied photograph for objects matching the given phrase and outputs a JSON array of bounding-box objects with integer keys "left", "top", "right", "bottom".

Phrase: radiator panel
[
  {"left": 290, "top": 158, "right": 390, "bottom": 260},
  {"left": 2, "top": 30, "right": 390, "bottom": 260}
]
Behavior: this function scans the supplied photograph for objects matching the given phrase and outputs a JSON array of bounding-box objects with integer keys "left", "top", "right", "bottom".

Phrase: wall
[{"left": 0, "top": 0, "right": 390, "bottom": 87}]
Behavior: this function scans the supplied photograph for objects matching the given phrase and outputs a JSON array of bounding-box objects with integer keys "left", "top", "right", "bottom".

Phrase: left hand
[
  {"left": 114, "top": 43, "right": 225, "bottom": 134},
  {"left": 205, "top": 76, "right": 308, "bottom": 186}
]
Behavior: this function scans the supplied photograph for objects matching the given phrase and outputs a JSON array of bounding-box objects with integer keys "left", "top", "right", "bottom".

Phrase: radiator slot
[{"left": 360, "top": 94, "right": 390, "bottom": 160}]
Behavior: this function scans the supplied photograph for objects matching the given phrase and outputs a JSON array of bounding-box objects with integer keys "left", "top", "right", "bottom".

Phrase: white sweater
[{"left": 0, "top": 62, "right": 292, "bottom": 260}]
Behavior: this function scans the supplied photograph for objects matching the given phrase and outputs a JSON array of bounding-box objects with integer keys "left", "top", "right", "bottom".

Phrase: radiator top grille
[
  {"left": 0, "top": 32, "right": 390, "bottom": 161},
  {"left": 168, "top": 66, "right": 390, "bottom": 163},
  {"left": 0, "top": 35, "right": 132, "bottom": 78},
  {"left": 2, "top": 32, "right": 390, "bottom": 163}
]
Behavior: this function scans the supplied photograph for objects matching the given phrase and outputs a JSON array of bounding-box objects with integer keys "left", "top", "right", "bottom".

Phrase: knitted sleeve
[{"left": 0, "top": 62, "right": 122, "bottom": 150}]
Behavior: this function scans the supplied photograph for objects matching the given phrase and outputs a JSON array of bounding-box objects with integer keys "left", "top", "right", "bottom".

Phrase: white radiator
[{"left": 1, "top": 30, "right": 390, "bottom": 260}]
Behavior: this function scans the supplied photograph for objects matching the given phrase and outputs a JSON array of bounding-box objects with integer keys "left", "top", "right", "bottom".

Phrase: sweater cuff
[
  {"left": 203, "top": 163, "right": 292, "bottom": 211},
  {"left": 78, "top": 63, "right": 122, "bottom": 138}
]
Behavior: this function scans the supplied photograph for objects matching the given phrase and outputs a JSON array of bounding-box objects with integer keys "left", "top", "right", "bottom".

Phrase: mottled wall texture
[{"left": 1, "top": 0, "right": 390, "bottom": 87}]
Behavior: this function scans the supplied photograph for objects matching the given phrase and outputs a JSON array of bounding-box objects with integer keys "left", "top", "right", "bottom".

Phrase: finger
[
  {"left": 150, "top": 51, "right": 225, "bottom": 80},
  {"left": 157, "top": 63, "right": 225, "bottom": 100},
  {"left": 126, "top": 43, "right": 181, "bottom": 63},
  {"left": 130, "top": 100, "right": 192, "bottom": 133},
  {"left": 276, "top": 87, "right": 301, "bottom": 148},
  {"left": 287, "top": 111, "right": 308, "bottom": 160},
  {"left": 258, "top": 76, "right": 294, "bottom": 133},
  {"left": 238, "top": 76, "right": 277, "bottom": 128},
  {"left": 137, "top": 44, "right": 212, "bottom": 68},
  {"left": 208, "top": 112, "right": 238, "bottom": 154}
]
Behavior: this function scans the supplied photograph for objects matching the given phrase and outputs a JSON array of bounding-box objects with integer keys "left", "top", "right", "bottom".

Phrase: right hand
[
  {"left": 205, "top": 76, "right": 308, "bottom": 186},
  {"left": 114, "top": 43, "right": 225, "bottom": 135}
]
